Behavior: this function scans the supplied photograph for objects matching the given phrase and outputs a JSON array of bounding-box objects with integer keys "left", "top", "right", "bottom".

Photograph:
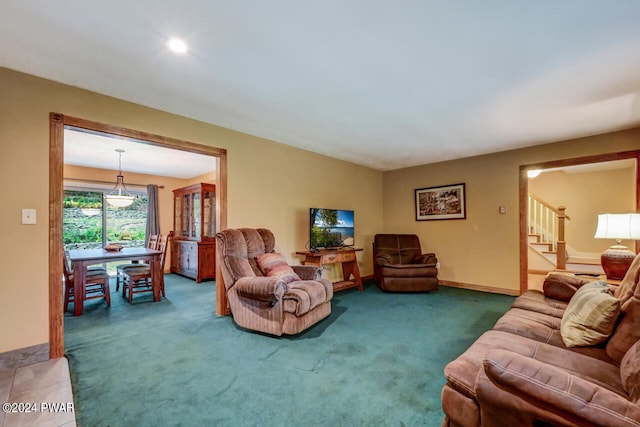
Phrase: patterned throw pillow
[
  {"left": 560, "top": 280, "right": 620, "bottom": 348},
  {"left": 256, "top": 252, "right": 301, "bottom": 284}
]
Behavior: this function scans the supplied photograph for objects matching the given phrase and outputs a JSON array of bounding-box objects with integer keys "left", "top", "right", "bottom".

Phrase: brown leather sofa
[
  {"left": 442, "top": 255, "right": 640, "bottom": 427},
  {"left": 373, "top": 234, "right": 438, "bottom": 292},
  {"left": 216, "top": 228, "right": 333, "bottom": 336}
]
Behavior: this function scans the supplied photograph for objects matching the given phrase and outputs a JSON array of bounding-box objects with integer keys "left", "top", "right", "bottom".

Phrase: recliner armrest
[
  {"left": 291, "top": 265, "right": 321, "bottom": 280},
  {"left": 413, "top": 253, "right": 437, "bottom": 266},
  {"left": 234, "top": 277, "right": 287, "bottom": 303},
  {"left": 480, "top": 349, "right": 640, "bottom": 427},
  {"left": 375, "top": 254, "right": 394, "bottom": 266}
]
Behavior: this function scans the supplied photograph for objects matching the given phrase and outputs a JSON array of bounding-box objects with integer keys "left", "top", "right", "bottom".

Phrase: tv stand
[{"left": 296, "top": 248, "right": 363, "bottom": 292}]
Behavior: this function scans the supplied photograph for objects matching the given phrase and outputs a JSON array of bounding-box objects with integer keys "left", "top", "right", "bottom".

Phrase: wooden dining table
[{"left": 67, "top": 247, "right": 163, "bottom": 316}]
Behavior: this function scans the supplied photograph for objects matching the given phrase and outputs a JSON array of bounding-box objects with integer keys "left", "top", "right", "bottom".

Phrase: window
[
  {"left": 63, "top": 190, "right": 104, "bottom": 248},
  {"left": 63, "top": 189, "right": 148, "bottom": 274}
]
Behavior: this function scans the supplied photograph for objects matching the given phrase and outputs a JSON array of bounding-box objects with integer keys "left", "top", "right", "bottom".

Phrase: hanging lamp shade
[{"left": 105, "top": 149, "right": 135, "bottom": 208}]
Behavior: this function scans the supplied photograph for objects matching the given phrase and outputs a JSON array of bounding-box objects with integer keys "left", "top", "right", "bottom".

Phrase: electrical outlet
[
  {"left": 498, "top": 206, "right": 507, "bottom": 214},
  {"left": 436, "top": 262, "right": 441, "bottom": 269},
  {"left": 22, "top": 208, "right": 36, "bottom": 224}
]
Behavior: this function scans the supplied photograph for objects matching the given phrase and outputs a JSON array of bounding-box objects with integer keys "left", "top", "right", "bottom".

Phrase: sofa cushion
[
  {"left": 256, "top": 252, "right": 301, "bottom": 284},
  {"left": 560, "top": 281, "right": 620, "bottom": 348},
  {"left": 607, "top": 296, "right": 640, "bottom": 363},
  {"left": 444, "top": 330, "right": 623, "bottom": 399},
  {"left": 493, "top": 308, "right": 615, "bottom": 362},
  {"left": 613, "top": 251, "right": 640, "bottom": 305},
  {"left": 510, "top": 290, "right": 568, "bottom": 318},
  {"left": 621, "top": 340, "right": 640, "bottom": 405}
]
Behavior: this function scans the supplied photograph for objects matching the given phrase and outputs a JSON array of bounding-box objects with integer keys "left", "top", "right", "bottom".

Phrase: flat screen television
[{"left": 309, "top": 208, "right": 355, "bottom": 250}]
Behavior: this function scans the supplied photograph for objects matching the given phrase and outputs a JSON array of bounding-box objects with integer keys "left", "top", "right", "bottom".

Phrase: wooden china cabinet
[{"left": 170, "top": 183, "right": 216, "bottom": 283}]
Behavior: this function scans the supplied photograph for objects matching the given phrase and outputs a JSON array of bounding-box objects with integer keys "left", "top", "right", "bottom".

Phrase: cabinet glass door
[
  {"left": 175, "top": 195, "right": 183, "bottom": 238},
  {"left": 192, "top": 191, "right": 201, "bottom": 238},
  {"left": 182, "top": 194, "right": 190, "bottom": 238},
  {"left": 203, "top": 190, "right": 215, "bottom": 237}
]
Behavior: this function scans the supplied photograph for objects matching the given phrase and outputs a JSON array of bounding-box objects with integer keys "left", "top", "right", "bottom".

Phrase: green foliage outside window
[{"left": 63, "top": 190, "right": 147, "bottom": 245}]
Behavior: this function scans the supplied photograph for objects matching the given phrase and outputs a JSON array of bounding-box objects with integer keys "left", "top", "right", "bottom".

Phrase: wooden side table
[{"left": 296, "top": 248, "right": 364, "bottom": 292}]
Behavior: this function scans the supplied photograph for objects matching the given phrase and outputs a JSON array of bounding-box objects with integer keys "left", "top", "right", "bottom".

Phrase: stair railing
[{"left": 528, "top": 193, "right": 570, "bottom": 269}]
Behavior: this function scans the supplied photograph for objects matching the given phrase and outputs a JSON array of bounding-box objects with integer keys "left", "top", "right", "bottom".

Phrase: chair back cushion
[
  {"left": 216, "top": 229, "right": 257, "bottom": 289},
  {"left": 216, "top": 228, "right": 278, "bottom": 291},
  {"left": 374, "top": 234, "right": 422, "bottom": 265}
]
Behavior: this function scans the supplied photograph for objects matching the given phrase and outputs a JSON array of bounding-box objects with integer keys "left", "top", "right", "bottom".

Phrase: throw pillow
[
  {"left": 560, "top": 280, "right": 620, "bottom": 348},
  {"left": 256, "top": 252, "right": 301, "bottom": 284}
]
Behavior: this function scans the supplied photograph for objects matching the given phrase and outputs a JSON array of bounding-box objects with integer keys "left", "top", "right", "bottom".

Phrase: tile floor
[{"left": 0, "top": 358, "right": 75, "bottom": 427}]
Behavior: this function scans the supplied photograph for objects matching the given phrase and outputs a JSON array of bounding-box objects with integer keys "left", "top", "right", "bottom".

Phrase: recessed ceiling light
[{"left": 167, "top": 38, "right": 188, "bottom": 54}]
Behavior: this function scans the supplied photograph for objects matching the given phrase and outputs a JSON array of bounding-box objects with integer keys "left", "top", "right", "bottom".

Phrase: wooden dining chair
[
  {"left": 122, "top": 232, "right": 173, "bottom": 303},
  {"left": 63, "top": 250, "right": 111, "bottom": 313},
  {"left": 115, "top": 234, "right": 159, "bottom": 291}
]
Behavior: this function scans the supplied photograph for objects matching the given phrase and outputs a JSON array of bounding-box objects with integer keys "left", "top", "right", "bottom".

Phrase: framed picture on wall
[{"left": 415, "top": 183, "right": 466, "bottom": 221}]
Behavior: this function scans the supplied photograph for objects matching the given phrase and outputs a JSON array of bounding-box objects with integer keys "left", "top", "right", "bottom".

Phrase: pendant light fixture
[{"left": 104, "top": 149, "right": 135, "bottom": 208}]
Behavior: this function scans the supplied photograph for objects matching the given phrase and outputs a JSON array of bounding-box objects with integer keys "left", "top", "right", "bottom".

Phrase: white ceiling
[
  {"left": 3, "top": 1, "right": 640, "bottom": 171},
  {"left": 64, "top": 128, "right": 215, "bottom": 179}
]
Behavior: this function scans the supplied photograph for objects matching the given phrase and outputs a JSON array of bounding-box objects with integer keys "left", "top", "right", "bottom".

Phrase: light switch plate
[{"left": 22, "top": 208, "right": 36, "bottom": 224}]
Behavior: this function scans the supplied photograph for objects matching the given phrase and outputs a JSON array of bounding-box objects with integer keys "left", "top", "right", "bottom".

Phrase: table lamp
[{"left": 594, "top": 213, "right": 640, "bottom": 280}]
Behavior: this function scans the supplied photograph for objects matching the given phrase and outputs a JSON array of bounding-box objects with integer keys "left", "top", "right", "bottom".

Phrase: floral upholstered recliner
[{"left": 216, "top": 228, "right": 333, "bottom": 336}]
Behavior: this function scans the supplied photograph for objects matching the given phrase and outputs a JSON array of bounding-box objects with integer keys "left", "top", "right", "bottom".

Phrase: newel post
[{"left": 556, "top": 206, "right": 567, "bottom": 270}]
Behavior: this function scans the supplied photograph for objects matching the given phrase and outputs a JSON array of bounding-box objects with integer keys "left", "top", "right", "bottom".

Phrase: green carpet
[{"left": 64, "top": 274, "right": 514, "bottom": 426}]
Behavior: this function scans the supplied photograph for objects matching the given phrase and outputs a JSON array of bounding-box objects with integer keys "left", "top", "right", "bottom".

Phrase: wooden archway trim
[
  {"left": 519, "top": 150, "right": 640, "bottom": 294},
  {"left": 49, "top": 113, "right": 228, "bottom": 358}
]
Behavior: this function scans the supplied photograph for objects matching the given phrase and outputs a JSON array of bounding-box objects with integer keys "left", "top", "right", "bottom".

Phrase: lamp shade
[
  {"left": 594, "top": 213, "right": 640, "bottom": 241},
  {"left": 104, "top": 149, "right": 135, "bottom": 208}
]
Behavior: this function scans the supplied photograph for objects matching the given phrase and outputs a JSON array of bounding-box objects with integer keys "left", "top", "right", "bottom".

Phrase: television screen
[{"left": 309, "top": 208, "right": 355, "bottom": 249}]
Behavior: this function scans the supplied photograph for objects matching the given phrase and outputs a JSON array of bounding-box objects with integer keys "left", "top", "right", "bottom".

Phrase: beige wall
[
  {"left": 0, "top": 67, "right": 383, "bottom": 353},
  {"left": 2, "top": 64, "right": 638, "bottom": 354},
  {"left": 529, "top": 167, "right": 636, "bottom": 254},
  {"left": 383, "top": 131, "right": 640, "bottom": 294}
]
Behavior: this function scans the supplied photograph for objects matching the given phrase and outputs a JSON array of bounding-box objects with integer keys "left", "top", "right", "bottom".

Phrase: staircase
[{"left": 528, "top": 193, "right": 604, "bottom": 275}]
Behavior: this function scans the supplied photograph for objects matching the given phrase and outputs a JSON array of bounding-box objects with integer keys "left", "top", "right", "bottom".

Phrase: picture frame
[{"left": 415, "top": 183, "right": 466, "bottom": 221}]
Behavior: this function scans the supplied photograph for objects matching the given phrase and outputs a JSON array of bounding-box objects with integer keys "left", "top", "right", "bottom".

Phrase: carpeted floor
[{"left": 64, "top": 274, "right": 514, "bottom": 426}]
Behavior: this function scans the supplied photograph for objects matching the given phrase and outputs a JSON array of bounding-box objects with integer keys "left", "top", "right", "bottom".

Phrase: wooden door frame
[
  {"left": 49, "top": 113, "right": 228, "bottom": 358},
  {"left": 519, "top": 149, "right": 640, "bottom": 294}
]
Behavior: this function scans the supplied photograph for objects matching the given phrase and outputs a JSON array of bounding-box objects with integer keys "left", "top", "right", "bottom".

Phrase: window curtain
[{"left": 145, "top": 184, "right": 160, "bottom": 241}]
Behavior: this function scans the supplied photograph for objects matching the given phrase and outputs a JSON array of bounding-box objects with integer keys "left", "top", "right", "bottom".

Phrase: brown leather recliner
[
  {"left": 373, "top": 234, "right": 438, "bottom": 292},
  {"left": 216, "top": 228, "right": 333, "bottom": 336}
]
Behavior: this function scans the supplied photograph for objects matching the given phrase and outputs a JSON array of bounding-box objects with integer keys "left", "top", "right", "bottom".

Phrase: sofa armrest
[
  {"left": 542, "top": 273, "right": 591, "bottom": 302},
  {"left": 234, "top": 277, "right": 287, "bottom": 303},
  {"left": 413, "top": 253, "right": 437, "bottom": 266},
  {"left": 291, "top": 265, "right": 320, "bottom": 280},
  {"left": 481, "top": 349, "right": 640, "bottom": 427}
]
